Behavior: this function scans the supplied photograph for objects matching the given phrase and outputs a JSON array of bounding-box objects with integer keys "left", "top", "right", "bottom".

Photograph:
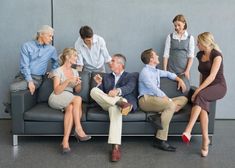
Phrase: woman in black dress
[{"left": 182, "top": 32, "right": 227, "bottom": 157}]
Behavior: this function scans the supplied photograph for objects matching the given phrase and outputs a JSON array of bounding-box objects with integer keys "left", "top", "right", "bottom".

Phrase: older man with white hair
[
  {"left": 4, "top": 25, "right": 59, "bottom": 113},
  {"left": 11, "top": 25, "right": 59, "bottom": 94}
]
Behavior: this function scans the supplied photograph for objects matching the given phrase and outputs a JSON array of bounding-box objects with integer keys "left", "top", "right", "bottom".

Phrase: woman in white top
[
  {"left": 163, "top": 14, "right": 195, "bottom": 80},
  {"left": 48, "top": 48, "right": 91, "bottom": 154}
]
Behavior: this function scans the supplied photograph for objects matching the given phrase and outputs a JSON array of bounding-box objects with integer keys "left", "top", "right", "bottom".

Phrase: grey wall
[
  {"left": 0, "top": 0, "right": 52, "bottom": 118},
  {"left": 1, "top": 0, "right": 234, "bottom": 119}
]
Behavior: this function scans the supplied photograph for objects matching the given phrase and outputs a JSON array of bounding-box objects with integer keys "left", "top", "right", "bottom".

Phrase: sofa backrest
[
  {"left": 37, "top": 70, "right": 189, "bottom": 104},
  {"left": 160, "top": 77, "right": 189, "bottom": 98},
  {"left": 37, "top": 71, "right": 91, "bottom": 103},
  {"left": 74, "top": 71, "right": 91, "bottom": 103}
]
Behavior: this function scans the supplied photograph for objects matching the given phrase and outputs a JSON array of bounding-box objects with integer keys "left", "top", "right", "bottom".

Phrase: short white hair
[{"left": 37, "top": 25, "right": 54, "bottom": 34}]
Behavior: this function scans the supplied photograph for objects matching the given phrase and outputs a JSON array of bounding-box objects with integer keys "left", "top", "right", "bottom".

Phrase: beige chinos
[
  {"left": 139, "top": 95, "right": 188, "bottom": 141},
  {"left": 90, "top": 87, "right": 126, "bottom": 145}
]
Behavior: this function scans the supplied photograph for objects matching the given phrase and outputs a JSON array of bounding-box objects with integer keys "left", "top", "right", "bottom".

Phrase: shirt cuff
[{"left": 117, "top": 88, "right": 122, "bottom": 96}]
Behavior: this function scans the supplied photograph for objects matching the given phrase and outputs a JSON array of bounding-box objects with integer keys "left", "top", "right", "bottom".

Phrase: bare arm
[
  {"left": 192, "top": 56, "right": 222, "bottom": 101},
  {"left": 163, "top": 57, "right": 168, "bottom": 71},
  {"left": 184, "top": 57, "right": 193, "bottom": 79},
  {"left": 53, "top": 76, "right": 79, "bottom": 95}
]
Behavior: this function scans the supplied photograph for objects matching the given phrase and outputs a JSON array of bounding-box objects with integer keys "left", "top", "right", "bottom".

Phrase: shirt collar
[
  {"left": 146, "top": 64, "right": 157, "bottom": 70},
  {"left": 173, "top": 30, "right": 188, "bottom": 39},
  {"left": 35, "top": 40, "right": 46, "bottom": 47},
  {"left": 112, "top": 70, "right": 124, "bottom": 77},
  {"left": 81, "top": 34, "right": 98, "bottom": 47}
]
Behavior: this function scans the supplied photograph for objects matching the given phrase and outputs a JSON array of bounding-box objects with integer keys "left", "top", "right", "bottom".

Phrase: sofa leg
[
  {"left": 209, "top": 135, "right": 213, "bottom": 145},
  {"left": 13, "top": 135, "right": 18, "bottom": 146}
]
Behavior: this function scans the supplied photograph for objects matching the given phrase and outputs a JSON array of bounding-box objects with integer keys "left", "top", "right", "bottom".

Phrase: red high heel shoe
[{"left": 182, "top": 132, "right": 191, "bottom": 143}]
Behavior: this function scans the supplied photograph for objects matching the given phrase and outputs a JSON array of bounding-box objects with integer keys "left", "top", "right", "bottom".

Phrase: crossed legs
[
  {"left": 183, "top": 105, "right": 210, "bottom": 156},
  {"left": 62, "top": 96, "right": 87, "bottom": 149}
]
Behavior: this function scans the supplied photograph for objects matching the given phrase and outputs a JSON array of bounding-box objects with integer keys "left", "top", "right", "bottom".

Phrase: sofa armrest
[
  {"left": 11, "top": 89, "right": 38, "bottom": 134},
  {"left": 208, "top": 101, "right": 216, "bottom": 134}
]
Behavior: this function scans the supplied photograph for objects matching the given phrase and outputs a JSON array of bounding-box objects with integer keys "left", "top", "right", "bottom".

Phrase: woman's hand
[
  {"left": 68, "top": 77, "right": 81, "bottom": 86},
  {"left": 191, "top": 89, "right": 200, "bottom": 102}
]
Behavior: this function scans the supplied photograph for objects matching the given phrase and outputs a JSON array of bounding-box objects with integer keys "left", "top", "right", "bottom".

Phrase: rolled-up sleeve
[
  {"left": 188, "top": 35, "right": 195, "bottom": 57},
  {"left": 163, "top": 34, "right": 171, "bottom": 58},
  {"left": 100, "top": 37, "right": 111, "bottom": 63}
]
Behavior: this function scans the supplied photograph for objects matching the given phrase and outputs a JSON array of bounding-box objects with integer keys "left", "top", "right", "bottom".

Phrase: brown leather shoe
[
  {"left": 116, "top": 101, "right": 133, "bottom": 116},
  {"left": 111, "top": 146, "right": 121, "bottom": 162}
]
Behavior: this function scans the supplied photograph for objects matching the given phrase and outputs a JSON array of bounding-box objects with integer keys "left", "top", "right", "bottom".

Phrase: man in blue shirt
[
  {"left": 138, "top": 48, "right": 188, "bottom": 152},
  {"left": 74, "top": 25, "right": 111, "bottom": 72},
  {"left": 4, "top": 25, "right": 58, "bottom": 113},
  {"left": 11, "top": 25, "right": 58, "bottom": 94}
]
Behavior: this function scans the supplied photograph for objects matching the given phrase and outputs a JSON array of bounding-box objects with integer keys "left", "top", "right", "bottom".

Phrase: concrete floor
[{"left": 0, "top": 120, "right": 235, "bottom": 168}]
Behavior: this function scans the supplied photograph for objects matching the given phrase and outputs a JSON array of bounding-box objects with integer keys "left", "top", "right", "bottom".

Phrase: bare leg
[
  {"left": 62, "top": 104, "right": 73, "bottom": 149},
  {"left": 71, "top": 96, "right": 87, "bottom": 137},
  {"left": 200, "top": 110, "right": 210, "bottom": 156},
  {"left": 184, "top": 105, "right": 202, "bottom": 133}
]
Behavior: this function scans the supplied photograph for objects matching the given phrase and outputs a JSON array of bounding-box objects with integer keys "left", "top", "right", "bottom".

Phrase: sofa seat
[
  {"left": 87, "top": 107, "right": 147, "bottom": 122},
  {"left": 24, "top": 103, "right": 87, "bottom": 122}
]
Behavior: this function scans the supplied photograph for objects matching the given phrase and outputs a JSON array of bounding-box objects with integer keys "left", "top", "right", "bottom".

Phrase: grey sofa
[{"left": 11, "top": 71, "right": 216, "bottom": 145}]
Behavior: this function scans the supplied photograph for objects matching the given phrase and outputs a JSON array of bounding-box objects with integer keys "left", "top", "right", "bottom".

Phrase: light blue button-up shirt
[
  {"left": 20, "top": 40, "right": 59, "bottom": 81},
  {"left": 74, "top": 34, "right": 111, "bottom": 72},
  {"left": 138, "top": 65, "right": 177, "bottom": 97}
]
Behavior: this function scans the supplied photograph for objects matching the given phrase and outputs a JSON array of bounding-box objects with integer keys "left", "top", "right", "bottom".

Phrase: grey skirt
[{"left": 48, "top": 91, "right": 75, "bottom": 111}]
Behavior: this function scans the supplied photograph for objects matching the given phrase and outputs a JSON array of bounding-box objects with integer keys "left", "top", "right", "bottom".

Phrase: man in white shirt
[{"left": 74, "top": 25, "right": 111, "bottom": 72}]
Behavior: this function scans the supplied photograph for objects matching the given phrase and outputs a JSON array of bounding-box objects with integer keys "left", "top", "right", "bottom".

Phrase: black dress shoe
[
  {"left": 148, "top": 114, "right": 163, "bottom": 130},
  {"left": 153, "top": 139, "right": 176, "bottom": 152}
]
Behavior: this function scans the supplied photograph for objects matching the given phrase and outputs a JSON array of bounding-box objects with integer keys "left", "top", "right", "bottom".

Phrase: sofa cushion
[
  {"left": 87, "top": 107, "right": 146, "bottom": 121},
  {"left": 24, "top": 103, "right": 64, "bottom": 122},
  {"left": 74, "top": 71, "right": 91, "bottom": 103},
  {"left": 37, "top": 77, "right": 54, "bottom": 103},
  {"left": 24, "top": 103, "right": 87, "bottom": 122},
  {"left": 160, "top": 77, "right": 189, "bottom": 98},
  {"left": 37, "top": 71, "right": 91, "bottom": 103}
]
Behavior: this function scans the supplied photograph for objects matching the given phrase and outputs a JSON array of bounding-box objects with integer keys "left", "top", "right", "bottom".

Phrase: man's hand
[
  {"left": 28, "top": 81, "right": 36, "bottom": 95},
  {"left": 47, "top": 72, "right": 54, "bottom": 78},
  {"left": 177, "top": 79, "right": 186, "bottom": 93},
  {"left": 108, "top": 89, "right": 119, "bottom": 97},
  {"left": 93, "top": 74, "right": 102, "bottom": 85}
]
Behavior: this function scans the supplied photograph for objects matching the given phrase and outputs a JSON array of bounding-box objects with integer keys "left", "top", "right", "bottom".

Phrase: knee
[
  {"left": 90, "top": 87, "right": 99, "bottom": 98},
  {"left": 73, "top": 96, "right": 82, "bottom": 104},
  {"left": 65, "top": 104, "right": 73, "bottom": 113},
  {"left": 167, "top": 101, "right": 176, "bottom": 112}
]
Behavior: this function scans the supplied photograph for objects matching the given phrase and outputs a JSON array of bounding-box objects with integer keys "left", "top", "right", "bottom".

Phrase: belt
[{"left": 138, "top": 95, "right": 144, "bottom": 99}]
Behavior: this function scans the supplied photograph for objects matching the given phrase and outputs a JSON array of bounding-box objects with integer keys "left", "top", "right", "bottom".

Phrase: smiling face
[
  {"left": 150, "top": 51, "right": 160, "bottom": 66},
  {"left": 109, "top": 56, "right": 124, "bottom": 74},
  {"left": 174, "top": 20, "right": 185, "bottom": 34},
  {"left": 68, "top": 53, "right": 78, "bottom": 65}
]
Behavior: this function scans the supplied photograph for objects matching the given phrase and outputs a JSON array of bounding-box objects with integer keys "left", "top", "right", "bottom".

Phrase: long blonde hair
[
  {"left": 59, "top": 48, "right": 78, "bottom": 65},
  {"left": 198, "top": 32, "right": 221, "bottom": 52}
]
